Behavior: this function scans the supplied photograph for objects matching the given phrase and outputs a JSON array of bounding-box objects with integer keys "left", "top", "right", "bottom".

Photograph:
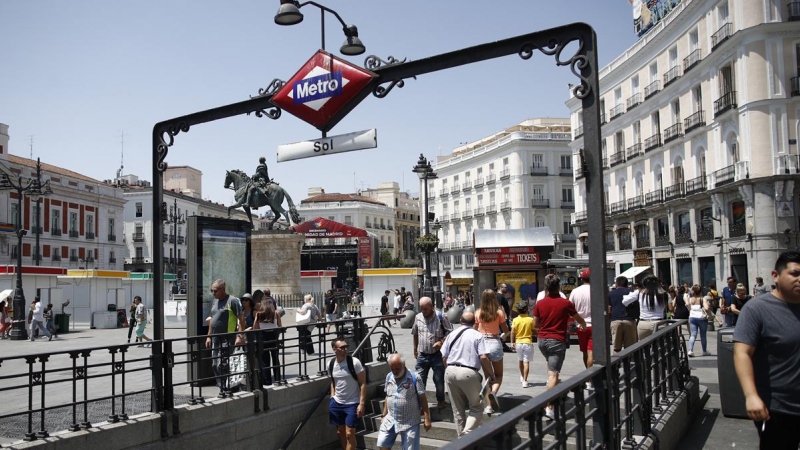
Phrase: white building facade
[
  {"left": 429, "top": 119, "right": 577, "bottom": 280},
  {"left": 360, "top": 182, "right": 421, "bottom": 264},
  {"left": 568, "top": 0, "right": 800, "bottom": 288}
]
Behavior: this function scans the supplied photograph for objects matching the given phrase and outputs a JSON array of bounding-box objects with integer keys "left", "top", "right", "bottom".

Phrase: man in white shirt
[
  {"left": 568, "top": 270, "right": 593, "bottom": 373},
  {"left": 329, "top": 338, "right": 366, "bottom": 450},
  {"left": 29, "top": 296, "right": 52, "bottom": 342}
]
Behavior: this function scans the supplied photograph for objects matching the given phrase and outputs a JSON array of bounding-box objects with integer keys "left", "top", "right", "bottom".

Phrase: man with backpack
[
  {"left": 608, "top": 276, "right": 637, "bottom": 353},
  {"left": 205, "top": 279, "right": 245, "bottom": 397},
  {"left": 376, "top": 353, "right": 431, "bottom": 450},
  {"left": 411, "top": 296, "right": 452, "bottom": 410},
  {"left": 328, "top": 338, "right": 366, "bottom": 450}
]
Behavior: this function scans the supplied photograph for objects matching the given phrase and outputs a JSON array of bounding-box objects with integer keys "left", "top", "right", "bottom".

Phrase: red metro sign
[{"left": 270, "top": 50, "right": 377, "bottom": 131}]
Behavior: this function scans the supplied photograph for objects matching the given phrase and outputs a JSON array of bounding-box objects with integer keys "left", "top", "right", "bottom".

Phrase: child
[{"left": 510, "top": 300, "right": 534, "bottom": 387}]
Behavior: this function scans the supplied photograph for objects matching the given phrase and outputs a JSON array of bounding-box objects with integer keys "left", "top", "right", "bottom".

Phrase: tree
[{"left": 379, "top": 249, "right": 394, "bottom": 268}]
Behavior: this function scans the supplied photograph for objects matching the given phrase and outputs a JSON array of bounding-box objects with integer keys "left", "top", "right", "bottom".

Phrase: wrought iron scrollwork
[
  {"left": 364, "top": 55, "right": 407, "bottom": 71},
  {"left": 250, "top": 106, "right": 282, "bottom": 120},
  {"left": 519, "top": 38, "right": 591, "bottom": 99},
  {"left": 114, "top": 362, "right": 124, "bottom": 374},
  {"left": 156, "top": 121, "right": 190, "bottom": 173},
  {"left": 76, "top": 367, "right": 86, "bottom": 379},
  {"left": 373, "top": 79, "right": 405, "bottom": 99},
  {"left": 252, "top": 78, "right": 287, "bottom": 98},
  {"left": 32, "top": 372, "right": 42, "bottom": 385}
]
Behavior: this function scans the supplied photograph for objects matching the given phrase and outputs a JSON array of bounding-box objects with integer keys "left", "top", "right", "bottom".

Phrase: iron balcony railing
[
  {"left": 439, "top": 189, "right": 448, "bottom": 198},
  {"left": 575, "top": 168, "right": 584, "bottom": 180},
  {"left": 51, "top": 254, "right": 61, "bottom": 262},
  {"left": 130, "top": 257, "right": 145, "bottom": 264},
  {"left": 574, "top": 125, "right": 584, "bottom": 138},
  {"left": 108, "top": 234, "right": 116, "bottom": 242},
  {"left": 664, "top": 183, "right": 685, "bottom": 202},
  {"left": 439, "top": 215, "right": 449, "bottom": 223},
  {"left": 530, "top": 163, "right": 548, "bottom": 176},
  {"left": 792, "top": 76, "right": 800, "bottom": 96},
  {"left": 711, "top": 164, "right": 736, "bottom": 188},
  {"left": 697, "top": 225, "right": 715, "bottom": 242},
  {"left": 132, "top": 232, "right": 145, "bottom": 242},
  {"left": 711, "top": 23, "right": 732, "bottom": 50},
  {"left": 69, "top": 255, "right": 79, "bottom": 262},
  {"left": 486, "top": 174, "right": 496, "bottom": 184},
  {"left": 619, "top": 234, "right": 632, "bottom": 250},
  {"left": 531, "top": 197, "right": 549, "bottom": 208},
  {"left": 626, "top": 92, "right": 642, "bottom": 110},
  {"left": 500, "top": 169, "right": 511, "bottom": 180},
  {"left": 109, "top": 257, "right": 117, "bottom": 264},
  {"left": 663, "top": 65, "right": 682, "bottom": 87},
  {"left": 645, "top": 190, "right": 663, "bottom": 206},
  {"left": 626, "top": 143, "right": 643, "bottom": 159},
  {"left": 487, "top": 203, "right": 498, "bottom": 214},
  {"left": 451, "top": 185, "right": 460, "bottom": 194},
  {"left": 573, "top": 210, "right": 587, "bottom": 223},
  {"left": 790, "top": 2, "right": 800, "bottom": 20},
  {"left": 462, "top": 181, "right": 472, "bottom": 191},
  {"left": 644, "top": 133, "right": 662, "bottom": 152},
  {"left": 606, "top": 235, "right": 616, "bottom": 250},
  {"left": 655, "top": 235, "right": 671, "bottom": 247},
  {"left": 379, "top": 224, "right": 386, "bottom": 229},
  {"left": 683, "top": 48, "right": 702, "bottom": 73},
  {"left": 365, "top": 222, "right": 372, "bottom": 228},
  {"left": 32, "top": 226, "right": 43, "bottom": 235},
  {"left": 685, "top": 175, "right": 707, "bottom": 195},
  {"left": 730, "top": 221, "right": 747, "bottom": 237},
  {"left": 675, "top": 231, "right": 693, "bottom": 244},
  {"left": 427, "top": 193, "right": 435, "bottom": 200},
  {"left": 663, "top": 123, "right": 683, "bottom": 143},
  {"left": 86, "top": 231, "right": 95, "bottom": 240},
  {"left": 627, "top": 195, "right": 644, "bottom": 211},
  {"left": 609, "top": 104, "right": 625, "bottom": 120},
  {"left": 714, "top": 91, "right": 737, "bottom": 117},
  {"left": 559, "top": 166, "right": 573, "bottom": 176},
  {"left": 474, "top": 177, "right": 484, "bottom": 187},
  {"left": 452, "top": 213, "right": 461, "bottom": 222},
  {"left": 600, "top": 111, "right": 606, "bottom": 124},
  {"left": 684, "top": 110, "right": 706, "bottom": 133},
  {"left": 602, "top": 157, "right": 609, "bottom": 169},
  {"left": 644, "top": 80, "right": 660, "bottom": 99},
  {"left": 610, "top": 151, "right": 626, "bottom": 167},
  {"left": 609, "top": 200, "right": 627, "bottom": 215},
  {"left": 387, "top": 224, "right": 394, "bottom": 230},
  {"left": 462, "top": 210, "right": 473, "bottom": 219},
  {"left": 561, "top": 200, "right": 575, "bottom": 209},
  {"left": 637, "top": 234, "right": 651, "bottom": 248},
  {"left": 51, "top": 228, "right": 62, "bottom": 236},
  {"left": 475, "top": 207, "right": 485, "bottom": 216}
]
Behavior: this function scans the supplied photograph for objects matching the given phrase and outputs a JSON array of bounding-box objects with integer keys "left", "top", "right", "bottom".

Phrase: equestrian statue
[{"left": 224, "top": 157, "right": 301, "bottom": 229}]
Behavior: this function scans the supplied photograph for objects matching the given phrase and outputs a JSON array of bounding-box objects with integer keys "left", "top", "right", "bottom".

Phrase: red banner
[
  {"left": 358, "top": 237, "right": 372, "bottom": 269},
  {"left": 477, "top": 246, "right": 536, "bottom": 255},
  {"left": 291, "top": 217, "right": 367, "bottom": 238},
  {"left": 477, "top": 251, "right": 540, "bottom": 266}
]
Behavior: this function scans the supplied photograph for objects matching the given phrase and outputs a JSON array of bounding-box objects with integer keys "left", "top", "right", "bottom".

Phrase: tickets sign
[{"left": 477, "top": 250, "right": 540, "bottom": 266}]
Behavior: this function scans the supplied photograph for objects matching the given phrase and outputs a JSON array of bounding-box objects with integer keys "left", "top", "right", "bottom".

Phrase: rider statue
[{"left": 247, "top": 156, "right": 272, "bottom": 206}]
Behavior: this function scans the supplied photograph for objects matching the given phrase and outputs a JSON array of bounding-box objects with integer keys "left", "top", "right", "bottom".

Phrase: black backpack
[
  {"left": 626, "top": 293, "right": 641, "bottom": 321},
  {"left": 329, "top": 355, "right": 358, "bottom": 381}
]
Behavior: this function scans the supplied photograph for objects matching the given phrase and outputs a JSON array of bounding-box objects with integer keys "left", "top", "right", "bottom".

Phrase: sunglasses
[{"left": 336, "top": 345, "right": 349, "bottom": 350}]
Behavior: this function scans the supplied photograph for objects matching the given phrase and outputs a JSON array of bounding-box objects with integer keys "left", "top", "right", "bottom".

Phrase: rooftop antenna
[
  {"left": 116, "top": 130, "right": 125, "bottom": 181},
  {"left": 28, "top": 135, "right": 34, "bottom": 159}
]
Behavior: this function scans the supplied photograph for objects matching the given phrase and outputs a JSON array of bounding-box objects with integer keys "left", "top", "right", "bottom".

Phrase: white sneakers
[
  {"left": 585, "top": 381, "right": 594, "bottom": 391},
  {"left": 521, "top": 380, "right": 530, "bottom": 388},
  {"left": 545, "top": 406, "right": 555, "bottom": 420},
  {"left": 701, "top": 351, "right": 712, "bottom": 356},
  {"left": 484, "top": 406, "right": 494, "bottom": 415}
]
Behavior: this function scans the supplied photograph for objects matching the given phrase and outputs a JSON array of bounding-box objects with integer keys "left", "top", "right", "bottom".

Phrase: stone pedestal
[{"left": 251, "top": 230, "right": 304, "bottom": 296}]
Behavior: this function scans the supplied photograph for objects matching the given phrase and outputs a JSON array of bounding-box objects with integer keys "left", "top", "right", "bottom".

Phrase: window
[
  {"left": 465, "top": 198, "right": 471, "bottom": 211},
  {"left": 614, "top": 87, "right": 622, "bottom": 106},
  {"left": 477, "top": 167, "right": 483, "bottom": 179},
  {"left": 477, "top": 194, "right": 483, "bottom": 207},
  {"left": 692, "top": 85, "right": 702, "bottom": 112},
  {"left": 718, "top": 1, "right": 729, "bottom": 26},
  {"left": 633, "top": 121, "right": 641, "bottom": 143},
  {"left": 535, "top": 217, "right": 546, "bottom": 228},
  {"left": 532, "top": 154, "right": 544, "bottom": 168},
  {"left": 503, "top": 187, "right": 510, "bottom": 202},
  {"left": 10, "top": 203, "right": 18, "bottom": 228},
  {"left": 562, "top": 187, "right": 573, "bottom": 202},
  {"left": 52, "top": 209, "right": 61, "bottom": 231},
  {"left": 651, "top": 111, "right": 660, "bottom": 134},
  {"left": 563, "top": 221, "right": 573, "bottom": 234},
  {"left": 669, "top": 46, "right": 678, "bottom": 67},
  {"left": 719, "top": 65, "right": 734, "bottom": 95},
  {"left": 109, "top": 250, "right": 115, "bottom": 262},
  {"left": 731, "top": 200, "right": 745, "bottom": 224},
  {"left": 465, "top": 254, "right": 475, "bottom": 267},
  {"left": 504, "top": 217, "right": 511, "bottom": 229},
  {"left": 672, "top": 161, "right": 684, "bottom": 185},
  {"left": 560, "top": 155, "right": 572, "bottom": 169},
  {"left": 454, "top": 254, "right": 463, "bottom": 267},
  {"left": 563, "top": 250, "right": 576, "bottom": 258},
  {"left": 489, "top": 192, "right": 496, "bottom": 206},
  {"left": 69, "top": 212, "right": 78, "bottom": 233},
  {"left": 699, "top": 208, "right": 714, "bottom": 231},
  {"left": 615, "top": 131, "right": 624, "bottom": 153},
  {"left": 453, "top": 201, "right": 460, "bottom": 214},
  {"left": 464, "top": 171, "right": 471, "bottom": 182},
  {"left": 489, "top": 163, "right": 495, "bottom": 174},
  {"left": 671, "top": 99, "right": 681, "bottom": 123},
  {"left": 649, "top": 62, "right": 658, "bottom": 83},
  {"left": 601, "top": 138, "right": 607, "bottom": 160},
  {"left": 87, "top": 215, "right": 94, "bottom": 234},
  {"left": 657, "top": 217, "right": 669, "bottom": 236},
  {"left": 108, "top": 218, "right": 114, "bottom": 236},
  {"left": 135, "top": 202, "right": 142, "bottom": 217},
  {"left": 70, "top": 248, "right": 78, "bottom": 260},
  {"left": 631, "top": 75, "right": 639, "bottom": 94},
  {"left": 677, "top": 212, "right": 691, "bottom": 234},
  {"left": 344, "top": 215, "right": 352, "bottom": 225},
  {"left": 689, "top": 29, "right": 699, "bottom": 51},
  {"left": 135, "top": 247, "right": 143, "bottom": 259},
  {"left": 636, "top": 224, "right": 649, "bottom": 241}
]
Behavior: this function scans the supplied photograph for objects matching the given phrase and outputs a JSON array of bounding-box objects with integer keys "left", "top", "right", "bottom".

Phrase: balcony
[
  {"left": 663, "top": 123, "right": 683, "bottom": 143},
  {"left": 530, "top": 163, "right": 549, "bottom": 176},
  {"left": 775, "top": 154, "right": 800, "bottom": 174},
  {"left": 500, "top": 201, "right": 512, "bottom": 212},
  {"left": 619, "top": 235, "right": 632, "bottom": 250},
  {"left": 51, "top": 254, "right": 61, "bottom": 262},
  {"left": 33, "top": 253, "right": 42, "bottom": 262},
  {"left": 561, "top": 200, "right": 575, "bottom": 209},
  {"left": 626, "top": 93, "right": 642, "bottom": 111},
  {"left": 500, "top": 169, "right": 511, "bottom": 180},
  {"left": 9, "top": 249, "right": 17, "bottom": 260},
  {"left": 645, "top": 190, "right": 663, "bottom": 206},
  {"left": 685, "top": 176, "right": 707, "bottom": 195},
  {"left": 675, "top": 231, "right": 693, "bottom": 245},
  {"left": 108, "top": 234, "right": 116, "bottom": 242},
  {"left": 451, "top": 214, "right": 461, "bottom": 222},
  {"left": 697, "top": 226, "right": 714, "bottom": 242},
  {"left": 427, "top": 193, "right": 435, "bottom": 201},
  {"left": 684, "top": 110, "right": 706, "bottom": 134},
  {"left": 559, "top": 166, "right": 573, "bottom": 176},
  {"left": 644, "top": 80, "right": 660, "bottom": 99},
  {"left": 663, "top": 66, "right": 681, "bottom": 87},
  {"left": 788, "top": 76, "right": 800, "bottom": 97},
  {"left": 461, "top": 240, "right": 470, "bottom": 249},
  {"left": 69, "top": 255, "right": 79, "bottom": 262},
  {"left": 714, "top": 91, "right": 737, "bottom": 117},
  {"left": 365, "top": 222, "right": 372, "bottom": 228},
  {"left": 379, "top": 224, "right": 386, "bottom": 229},
  {"left": 451, "top": 185, "right": 460, "bottom": 194},
  {"left": 387, "top": 225, "right": 394, "bottom": 230},
  {"left": 131, "top": 257, "right": 145, "bottom": 264},
  {"left": 86, "top": 231, "right": 95, "bottom": 240},
  {"left": 177, "top": 236, "right": 185, "bottom": 244},
  {"left": 439, "top": 215, "right": 449, "bottom": 223},
  {"left": 462, "top": 181, "right": 472, "bottom": 191},
  {"left": 575, "top": 168, "right": 584, "bottom": 180},
  {"left": 32, "top": 226, "right": 42, "bottom": 235},
  {"left": 133, "top": 232, "right": 145, "bottom": 242},
  {"left": 609, "top": 151, "right": 626, "bottom": 167},
  {"left": 627, "top": 195, "right": 644, "bottom": 211},
  {"left": 710, "top": 161, "right": 749, "bottom": 188},
  {"left": 574, "top": 126, "right": 584, "bottom": 138},
  {"left": 169, "top": 235, "right": 176, "bottom": 244},
  {"left": 475, "top": 178, "right": 485, "bottom": 187},
  {"left": 790, "top": 2, "right": 800, "bottom": 20},
  {"left": 388, "top": 243, "right": 394, "bottom": 249},
  {"left": 531, "top": 198, "right": 551, "bottom": 209},
  {"left": 626, "top": 143, "right": 643, "bottom": 159},
  {"left": 69, "top": 230, "right": 80, "bottom": 238},
  {"left": 51, "top": 228, "right": 62, "bottom": 236},
  {"left": 609, "top": 200, "right": 626, "bottom": 216},
  {"left": 562, "top": 233, "right": 577, "bottom": 243},
  {"left": 644, "top": 133, "right": 661, "bottom": 152},
  {"left": 439, "top": 189, "right": 448, "bottom": 198},
  {"left": 487, "top": 204, "right": 498, "bottom": 214},
  {"left": 109, "top": 257, "right": 117, "bottom": 264},
  {"left": 606, "top": 236, "right": 616, "bottom": 251},
  {"left": 573, "top": 211, "right": 587, "bottom": 223},
  {"left": 178, "top": 258, "right": 186, "bottom": 265},
  {"left": 475, "top": 207, "right": 485, "bottom": 217},
  {"left": 486, "top": 174, "right": 496, "bottom": 185},
  {"left": 609, "top": 104, "right": 625, "bottom": 121},
  {"left": 654, "top": 235, "right": 670, "bottom": 247},
  {"left": 711, "top": 23, "right": 732, "bottom": 51},
  {"left": 664, "top": 183, "right": 685, "bottom": 202},
  {"left": 729, "top": 221, "right": 747, "bottom": 238},
  {"left": 683, "top": 49, "right": 702, "bottom": 73},
  {"left": 462, "top": 210, "right": 473, "bottom": 219},
  {"left": 637, "top": 235, "right": 650, "bottom": 249}
]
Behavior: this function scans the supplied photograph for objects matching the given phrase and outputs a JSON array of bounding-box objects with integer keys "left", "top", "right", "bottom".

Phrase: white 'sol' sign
[{"left": 276, "top": 129, "right": 377, "bottom": 163}]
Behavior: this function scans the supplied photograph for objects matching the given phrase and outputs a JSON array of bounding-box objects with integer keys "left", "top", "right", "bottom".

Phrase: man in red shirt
[{"left": 533, "top": 273, "right": 587, "bottom": 420}]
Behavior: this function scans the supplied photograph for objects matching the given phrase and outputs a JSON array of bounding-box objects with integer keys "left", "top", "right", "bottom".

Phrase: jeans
[
  {"left": 261, "top": 330, "right": 281, "bottom": 385},
  {"left": 415, "top": 352, "right": 445, "bottom": 403},
  {"left": 29, "top": 319, "right": 51, "bottom": 341},
  {"left": 211, "top": 335, "right": 235, "bottom": 390},
  {"left": 688, "top": 317, "right": 708, "bottom": 353}
]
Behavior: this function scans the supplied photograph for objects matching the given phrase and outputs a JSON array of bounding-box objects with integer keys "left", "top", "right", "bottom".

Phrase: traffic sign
[
  {"left": 276, "top": 129, "right": 377, "bottom": 162},
  {"left": 270, "top": 50, "right": 376, "bottom": 130}
]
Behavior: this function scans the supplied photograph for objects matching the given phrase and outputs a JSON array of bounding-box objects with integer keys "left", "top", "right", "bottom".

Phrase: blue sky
[{"left": 1, "top": 1, "right": 635, "bottom": 207}]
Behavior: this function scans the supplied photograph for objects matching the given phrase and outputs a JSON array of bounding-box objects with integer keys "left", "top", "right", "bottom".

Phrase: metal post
[
  {"left": 12, "top": 190, "right": 27, "bottom": 340},
  {"left": 320, "top": 9, "right": 325, "bottom": 51},
  {"left": 34, "top": 160, "right": 44, "bottom": 267},
  {"left": 152, "top": 131, "right": 164, "bottom": 341}
]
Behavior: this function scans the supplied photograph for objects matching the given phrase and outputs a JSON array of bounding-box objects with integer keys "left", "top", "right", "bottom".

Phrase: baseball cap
[{"left": 580, "top": 269, "right": 590, "bottom": 279}]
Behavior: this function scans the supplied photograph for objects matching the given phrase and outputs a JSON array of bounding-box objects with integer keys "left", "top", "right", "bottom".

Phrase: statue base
[{"left": 250, "top": 230, "right": 304, "bottom": 296}]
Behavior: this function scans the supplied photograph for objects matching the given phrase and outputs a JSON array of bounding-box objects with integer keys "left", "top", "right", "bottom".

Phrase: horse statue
[{"left": 224, "top": 169, "right": 301, "bottom": 229}]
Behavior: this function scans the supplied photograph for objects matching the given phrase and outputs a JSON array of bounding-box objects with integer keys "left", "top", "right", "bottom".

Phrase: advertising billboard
[{"left": 631, "top": 0, "right": 682, "bottom": 37}]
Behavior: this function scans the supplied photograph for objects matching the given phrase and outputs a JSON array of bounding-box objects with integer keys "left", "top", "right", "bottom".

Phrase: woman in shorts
[
  {"left": 474, "top": 288, "right": 509, "bottom": 414},
  {"left": 533, "top": 274, "right": 587, "bottom": 420}
]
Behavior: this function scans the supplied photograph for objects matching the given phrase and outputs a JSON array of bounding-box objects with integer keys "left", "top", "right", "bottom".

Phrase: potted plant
[{"left": 415, "top": 234, "right": 440, "bottom": 253}]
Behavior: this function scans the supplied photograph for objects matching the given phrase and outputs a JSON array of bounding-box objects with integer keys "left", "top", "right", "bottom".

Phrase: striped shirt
[{"left": 411, "top": 312, "right": 452, "bottom": 354}]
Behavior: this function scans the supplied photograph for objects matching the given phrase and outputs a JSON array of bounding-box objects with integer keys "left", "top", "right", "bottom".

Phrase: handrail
[{"left": 279, "top": 315, "right": 402, "bottom": 450}]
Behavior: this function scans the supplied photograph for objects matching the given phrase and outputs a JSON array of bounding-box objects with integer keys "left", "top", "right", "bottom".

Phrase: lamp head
[
  {"left": 340, "top": 25, "right": 365, "bottom": 56},
  {"left": 274, "top": 0, "right": 303, "bottom": 25}
]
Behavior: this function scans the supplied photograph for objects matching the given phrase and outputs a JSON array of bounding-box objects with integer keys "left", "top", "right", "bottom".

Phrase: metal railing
[
  {"left": 644, "top": 80, "right": 660, "bottom": 99},
  {"left": 663, "top": 123, "right": 683, "bottom": 143},
  {"left": 486, "top": 174, "right": 496, "bottom": 184},
  {"left": 626, "top": 143, "right": 643, "bottom": 159},
  {"left": 711, "top": 23, "right": 732, "bottom": 50},
  {"left": 663, "top": 65, "right": 681, "bottom": 87},
  {"left": 609, "top": 151, "right": 626, "bottom": 167},
  {"left": 619, "top": 234, "right": 632, "bottom": 250},
  {"left": 69, "top": 230, "right": 80, "bottom": 238},
  {"left": 609, "top": 104, "right": 625, "bottom": 120},
  {"left": 0, "top": 315, "right": 397, "bottom": 443},
  {"left": 573, "top": 210, "right": 587, "bottom": 223},
  {"left": 644, "top": 133, "right": 661, "bottom": 152},
  {"left": 683, "top": 48, "right": 702, "bottom": 73},
  {"left": 685, "top": 175, "right": 707, "bottom": 195},
  {"left": 132, "top": 232, "right": 145, "bottom": 242},
  {"left": 627, "top": 195, "right": 644, "bottom": 211},
  {"left": 714, "top": 91, "right": 737, "bottom": 117},
  {"left": 729, "top": 221, "right": 747, "bottom": 238},
  {"left": 574, "top": 126, "right": 584, "bottom": 138},
  {"left": 637, "top": 235, "right": 651, "bottom": 248},
  {"left": 664, "top": 183, "right": 685, "bottom": 202},
  {"left": 462, "top": 181, "right": 472, "bottom": 191},
  {"left": 697, "top": 225, "right": 714, "bottom": 242},
  {"left": 626, "top": 93, "right": 642, "bottom": 110},
  {"left": 675, "top": 231, "right": 693, "bottom": 244},
  {"left": 684, "top": 110, "right": 706, "bottom": 133},
  {"left": 645, "top": 190, "right": 663, "bottom": 206},
  {"left": 500, "top": 169, "right": 511, "bottom": 180},
  {"left": 51, "top": 228, "right": 62, "bottom": 236},
  {"left": 609, "top": 200, "right": 626, "bottom": 215},
  {"left": 655, "top": 235, "right": 671, "bottom": 247},
  {"left": 451, "top": 184, "right": 460, "bottom": 194},
  {"left": 108, "top": 234, "right": 116, "bottom": 242}
]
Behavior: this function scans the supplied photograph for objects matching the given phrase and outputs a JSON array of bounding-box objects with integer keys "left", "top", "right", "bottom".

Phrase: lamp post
[
  {"left": 163, "top": 197, "right": 185, "bottom": 277},
  {"left": 274, "top": 1, "right": 366, "bottom": 56},
  {"left": 412, "top": 154, "right": 438, "bottom": 307},
  {"left": 0, "top": 157, "right": 51, "bottom": 340},
  {"left": 432, "top": 218, "right": 443, "bottom": 306}
]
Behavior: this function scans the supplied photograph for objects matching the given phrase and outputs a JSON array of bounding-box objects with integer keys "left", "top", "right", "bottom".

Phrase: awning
[
  {"left": 473, "top": 227, "right": 554, "bottom": 249},
  {"left": 619, "top": 266, "right": 652, "bottom": 279},
  {"left": 445, "top": 269, "right": 474, "bottom": 279}
]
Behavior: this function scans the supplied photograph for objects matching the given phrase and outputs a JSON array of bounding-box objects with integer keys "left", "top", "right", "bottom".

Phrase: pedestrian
[
  {"left": 380, "top": 289, "right": 391, "bottom": 326},
  {"left": 324, "top": 290, "right": 338, "bottom": 332},
  {"left": 442, "top": 311, "right": 495, "bottom": 436},
  {"left": 43, "top": 303, "right": 57, "bottom": 339},
  {"left": 734, "top": 251, "right": 800, "bottom": 449},
  {"left": 721, "top": 276, "right": 737, "bottom": 327},
  {"left": 730, "top": 283, "right": 752, "bottom": 322},
  {"left": 328, "top": 338, "right": 366, "bottom": 450},
  {"left": 377, "top": 353, "right": 431, "bottom": 450},
  {"left": 127, "top": 299, "right": 138, "bottom": 343},
  {"left": 474, "top": 288, "right": 508, "bottom": 414},
  {"left": 707, "top": 281, "right": 720, "bottom": 317},
  {"left": 393, "top": 289, "right": 402, "bottom": 323},
  {"left": 510, "top": 300, "right": 534, "bottom": 388},
  {"left": 241, "top": 294, "right": 255, "bottom": 329},
  {"left": 629, "top": 275, "right": 669, "bottom": 340},
  {"left": 298, "top": 294, "right": 322, "bottom": 354},
  {"left": 533, "top": 273, "right": 587, "bottom": 419},
  {"left": 608, "top": 276, "right": 637, "bottom": 353},
  {"left": 686, "top": 284, "right": 712, "bottom": 357},
  {"left": 752, "top": 277, "right": 769, "bottom": 297},
  {"left": 134, "top": 296, "right": 152, "bottom": 346},
  {"left": 411, "top": 296, "right": 451, "bottom": 410},
  {"left": 0, "top": 299, "right": 10, "bottom": 339},
  {"left": 29, "top": 296, "right": 52, "bottom": 342},
  {"left": 204, "top": 280, "right": 245, "bottom": 397},
  {"left": 670, "top": 284, "right": 690, "bottom": 335},
  {"left": 568, "top": 269, "right": 594, "bottom": 386},
  {"left": 254, "top": 300, "right": 282, "bottom": 386}
]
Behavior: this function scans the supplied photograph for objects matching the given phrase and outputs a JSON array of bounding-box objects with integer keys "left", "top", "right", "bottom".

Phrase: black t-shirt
[
  {"left": 497, "top": 293, "right": 511, "bottom": 320},
  {"left": 673, "top": 293, "right": 690, "bottom": 319},
  {"left": 380, "top": 295, "right": 389, "bottom": 314},
  {"left": 608, "top": 287, "right": 633, "bottom": 320},
  {"left": 733, "top": 295, "right": 752, "bottom": 312},
  {"left": 324, "top": 295, "right": 336, "bottom": 314}
]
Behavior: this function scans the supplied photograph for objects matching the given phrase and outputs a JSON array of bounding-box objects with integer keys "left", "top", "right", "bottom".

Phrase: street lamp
[
  {"left": 32, "top": 160, "right": 52, "bottom": 266},
  {"left": 0, "top": 157, "right": 51, "bottom": 340},
  {"left": 412, "top": 154, "right": 438, "bottom": 307},
  {"left": 431, "top": 219, "right": 443, "bottom": 304},
  {"left": 274, "top": 0, "right": 366, "bottom": 56},
  {"left": 163, "top": 197, "right": 185, "bottom": 277}
]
